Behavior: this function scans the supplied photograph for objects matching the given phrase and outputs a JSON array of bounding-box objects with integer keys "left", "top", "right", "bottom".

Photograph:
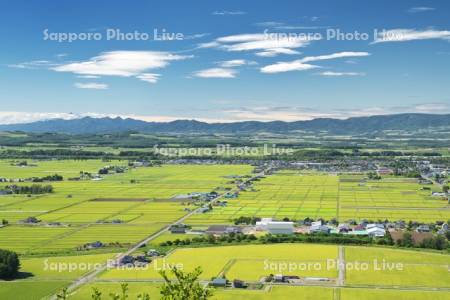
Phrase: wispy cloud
[
  {"left": 1, "top": 102, "right": 449, "bottom": 124},
  {"left": 183, "top": 33, "right": 210, "bottom": 40},
  {"left": 218, "top": 102, "right": 450, "bottom": 121},
  {"left": 261, "top": 51, "right": 370, "bottom": 73},
  {"left": 74, "top": 82, "right": 108, "bottom": 89},
  {"left": 212, "top": 10, "right": 246, "bottom": 16},
  {"left": 256, "top": 48, "right": 301, "bottom": 57},
  {"left": 52, "top": 51, "right": 191, "bottom": 83},
  {"left": 193, "top": 68, "right": 237, "bottom": 78},
  {"left": 407, "top": 6, "right": 435, "bottom": 13},
  {"left": 260, "top": 61, "right": 318, "bottom": 74},
  {"left": 8, "top": 60, "right": 59, "bottom": 69},
  {"left": 136, "top": 73, "right": 161, "bottom": 84},
  {"left": 318, "top": 71, "right": 365, "bottom": 76},
  {"left": 76, "top": 75, "right": 100, "bottom": 79},
  {"left": 373, "top": 28, "right": 450, "bottom": 43},
  {"left": 199, "top": 33, "right": 319, "bottom": 57},
  {"left": 301, "top": 52, "right": 371, "bottom": 63},
  {"left": 254, "top": 21, "right": 325, "bottom": 30},
  {"left": 217, "top": 59, "right": 256, "bottom": 68}
]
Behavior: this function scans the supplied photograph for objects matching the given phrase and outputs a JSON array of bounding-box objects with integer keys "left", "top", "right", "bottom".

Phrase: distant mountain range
[{"left": 0, "top": 113, "right": 449, "bottom": 135}]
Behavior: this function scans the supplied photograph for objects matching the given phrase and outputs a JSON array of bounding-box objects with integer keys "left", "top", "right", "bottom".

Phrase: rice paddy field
[
  {"left": 186, "top": 170, "right": 450, "bottom": 224},
  {"left": 0, "top": 161, "right": 253, "bottom": 254},
  {"left": 1, "top": 160, "right": 449, "bottom": 299},
  {"left": 72, "top": 244, "right": 450, "bottom": 300},
  {"left": 100, "top": 244, "right": 339, "bottom": 280},
  {"left": 0, "top": 253, "right": 117, "bottom": 300},
  {"left": 68, "top": 283, "right": 450, "bottom": 300}
]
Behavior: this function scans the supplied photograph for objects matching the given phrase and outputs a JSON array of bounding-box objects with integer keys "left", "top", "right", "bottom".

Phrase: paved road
[{"left": 53, "top": 168, "right": 269, "bottom": 298}]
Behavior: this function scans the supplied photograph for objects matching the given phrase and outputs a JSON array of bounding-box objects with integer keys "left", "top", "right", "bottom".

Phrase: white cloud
[
  {"left": 256, "top": 48, "right": 301, "bottom": 57},
  {"left": 56, "top": 53, "right": 68, "bottom": 58},
  {"left": 219, "top": 102, "right": 450, "bottom": 121},
  {"left": 74, "top": 82, "right": 108, "bottom": 89},
  {"left": 183, "top": 33, "right": 209, "bottom": 40},
  {"left": 261, "top": 61, "right": 318, "bottom": 74},
  {"left": 193, "top": 68, "right": 237, "bottom": 78},
  {"left": 254, "top": 21, "right": 325, "bottom": 30},
  {"left": 52, "top": 51, "right": 191, "bottom": 83},
  {"left": 373, "top": 29, "right": 450, "bottom": 43},
  {"left": 136, "top": 73, "right": 161, "bottom": 84},
  {"left": 318, "top": 71, "right": 366, "bottom": 76},
  {"left": 1, "top": 102, "right": 449, "bottom": 125},
  {"left": 8, "top": 60, "right": 59, "bottom": 69},
  {"left": 260, "top": 51, "right": 370, "bottom": 73},
  {"left": 76, "top": 75, "right": 100, "bottom": 79},
  {"left": 301, "top": 52, "right": 370, "bottom": 63},
  {"left": 197, "top": 41, "right": 221, "bottom": 49},
  {"left": 0, "top": 112, "right": 124, "bottom": 124},
  {"left": 254, "top": 21, "right": 284, "bottom": 27},
  {"left": 217, "top": 59, "right": 256, "bottom": 67},
  {"left": 407, "top": 7, "right": 435, "bottom": 13},
  {"left": 212, "top": 11, "right": 246, "bottom": 15},
  {"left": 201, "top": 33, "right": 319, "bottom": 56}
]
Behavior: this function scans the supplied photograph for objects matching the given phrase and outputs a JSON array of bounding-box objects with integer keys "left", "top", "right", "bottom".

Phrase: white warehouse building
[{"left": 256, "top": 218, "right": 294, "bottom": 234}]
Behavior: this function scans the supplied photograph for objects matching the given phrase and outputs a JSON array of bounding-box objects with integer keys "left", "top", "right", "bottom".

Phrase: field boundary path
[
  {"left": 52, "top": 167, "right": 271, "bottom": 299},
  {"left": 337, "top": 246, "right": 345, "bottom": 286}
]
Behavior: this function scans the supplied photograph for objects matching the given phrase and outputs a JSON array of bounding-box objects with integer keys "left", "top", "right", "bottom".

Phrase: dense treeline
[
  {"left": 31, "top": 174, "right": 63, "bottom": 182},
  {"left": 278, "top": 149, "right": 442, "bottom": 161},
  {"left": 397, "top": 232, "right": 448, "bottom": 250},
  {"left": 0, "top": 149, "right": 161, "bottom": 160},
  {"left": 3, "top": 184, "right": 53, "bottom": 194},
  {"left": 160, "top": 231, "right": 449, "bottom": 251},
  {"left": 0, "top": 249, "right": 20, "bottom": 279},
  {"left": 160, "top": 232, "right": 380, "bottom": 248}
]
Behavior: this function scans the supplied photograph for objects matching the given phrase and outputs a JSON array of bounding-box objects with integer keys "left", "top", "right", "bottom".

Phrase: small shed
[{"left": 211, "top": 278, "right": 227, "bottom": 287}]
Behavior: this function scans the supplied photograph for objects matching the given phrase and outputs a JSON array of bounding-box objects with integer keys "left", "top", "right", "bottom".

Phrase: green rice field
[{"left": 187, "top": 170, "right": 449, "bottom": 224}]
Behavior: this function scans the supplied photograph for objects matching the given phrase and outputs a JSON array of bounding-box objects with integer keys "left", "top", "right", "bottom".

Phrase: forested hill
[{"left": 0, "top": 113, "right": 449, "bottom": 135}]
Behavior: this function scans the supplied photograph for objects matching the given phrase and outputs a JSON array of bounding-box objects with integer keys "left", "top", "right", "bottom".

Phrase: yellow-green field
[
  {"left": 0, "top": 162, "right": 253, "bottom": 254},
  {"left": 69, "top": 244, "right": 450, "bottom": 300},
  {"left": 186, "top": 171, "right": 449, "bottom": 224},
  {"left": 1, "top": 161, "right": 449, "bottom": 300},
  {"left": 100, "top": 244, "right": 339, "bottom": 280},
  {"left": 0, "top": 253, "right": 117, "bottom": 300},
  {"left": 345, "top": 246, "right": 450, "bottom": 288}
]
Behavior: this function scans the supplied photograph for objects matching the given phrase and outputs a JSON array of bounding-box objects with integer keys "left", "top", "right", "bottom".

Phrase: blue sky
[{"left": 1, "top": 0, "right": 450, "bottom": 123}]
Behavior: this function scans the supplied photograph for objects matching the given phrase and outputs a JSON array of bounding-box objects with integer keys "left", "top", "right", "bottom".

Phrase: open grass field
[{"left": 186, "top": 170, "right": 449, "bottom": 224}]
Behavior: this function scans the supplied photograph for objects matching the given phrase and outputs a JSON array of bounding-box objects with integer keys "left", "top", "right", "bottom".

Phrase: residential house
[
  {"left": 416, "top": 224, "right": 430, "bottom": 233},
  {"left": 206, "top": 225, "right": 241, "bottom": 235},
  {"left": 338, "top": 223, "right": 351, "bottom": 233},
  {"left": 367, "top": 226, "right": 386, "bottom": 237},
  {"left": 310, "top": 224, "right": 331, "bottom": 234},
  {"left": 119, "top": 255, "right": 135, "bottom": 266},
  {"left": 170, "top": 224, "right": 188, "bottom": 234}
]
